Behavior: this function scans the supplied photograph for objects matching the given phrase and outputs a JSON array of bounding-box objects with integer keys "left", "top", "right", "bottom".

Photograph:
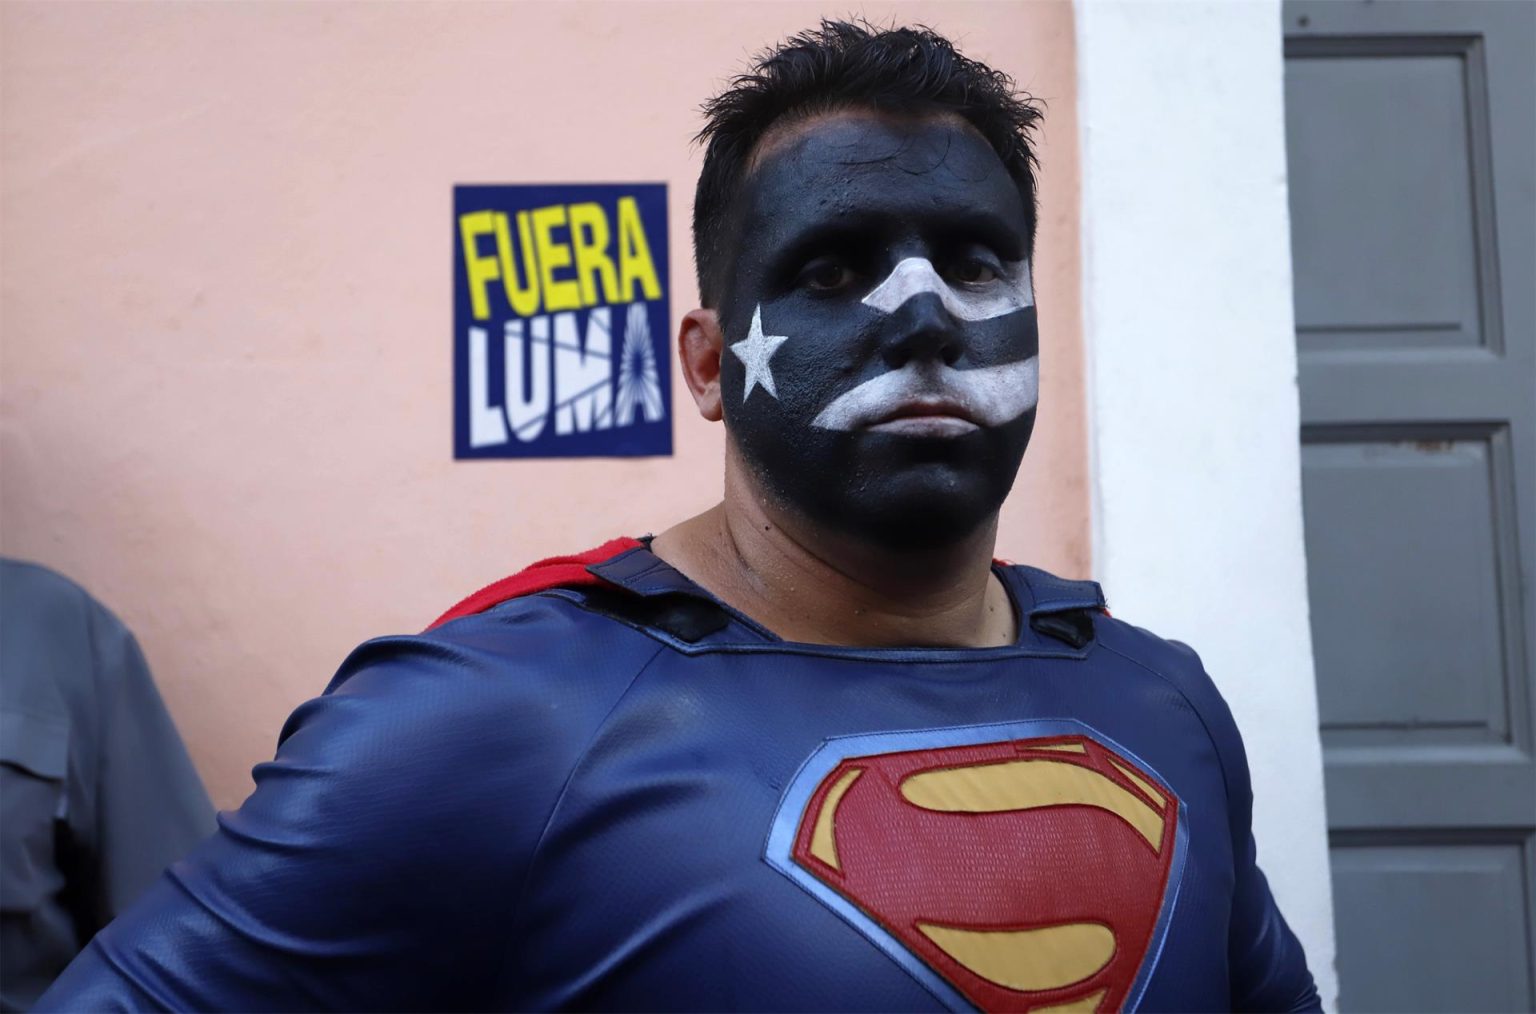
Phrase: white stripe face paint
[
  {"left": 809, "top": 256, "right": 1039, "bottom": 432},
  {"left": 811, "top": 357, "right": 1040, "bottom": 431},
  {"left": 860, "top": 257, "right": 1034, "bottom": 322}
]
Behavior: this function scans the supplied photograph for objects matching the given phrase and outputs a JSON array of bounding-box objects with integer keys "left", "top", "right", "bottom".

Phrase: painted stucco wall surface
[
  {"left": 0, "top": 3, "right": 1086, "bottom": 808},
  {"left": 1076, "top": 0, "right": 1338, "bottom": 1006}
]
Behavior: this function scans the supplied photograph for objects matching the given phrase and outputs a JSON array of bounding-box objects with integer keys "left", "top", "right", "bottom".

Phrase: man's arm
[
  {"left": 1128, "top": 634, "right": 1322, "bottom": 1012},
  {"left": 37, "top": 627, "right": 564, "bottom": 1012},
  {"left": 1227, "top": 825, "right": 1322, "bottom": 1012},
  {"left": 1184, "top": 646, "right": 1321, "bottom": 1011}
]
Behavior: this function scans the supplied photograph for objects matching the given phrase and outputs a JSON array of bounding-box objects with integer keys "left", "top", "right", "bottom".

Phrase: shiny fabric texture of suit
[{"left": 38, "top": 542, "right": 1319, "bottom": 1012}]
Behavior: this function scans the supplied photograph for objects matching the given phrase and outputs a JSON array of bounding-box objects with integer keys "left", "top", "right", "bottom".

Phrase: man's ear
[{"left": 678, "top": 308, "right": 724, "bottom": 422}]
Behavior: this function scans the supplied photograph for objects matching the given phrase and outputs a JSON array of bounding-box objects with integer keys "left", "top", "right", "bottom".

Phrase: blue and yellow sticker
[{"left": 453, "top": 184, "right": 672, "bottom": 459}]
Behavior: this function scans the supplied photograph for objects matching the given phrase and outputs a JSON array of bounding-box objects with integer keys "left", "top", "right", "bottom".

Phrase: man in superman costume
[{"left": 39, "top": 21, "right": 1320, "bottom": 1013}]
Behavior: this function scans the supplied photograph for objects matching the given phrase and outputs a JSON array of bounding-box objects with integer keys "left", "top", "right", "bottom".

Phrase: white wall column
[{"left": 1075, "top": 0, "right": 1337, "bottom": 1005}]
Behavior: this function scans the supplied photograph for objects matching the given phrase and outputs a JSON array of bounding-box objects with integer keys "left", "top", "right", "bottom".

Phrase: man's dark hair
[{"left": 692, "top": 19, "right": 1044, "bottom": 307}]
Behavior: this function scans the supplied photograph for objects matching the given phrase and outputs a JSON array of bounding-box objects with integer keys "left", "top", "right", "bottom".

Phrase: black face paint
[{"left": 717, "top": 114, "right": 1040, "bottom": 550}]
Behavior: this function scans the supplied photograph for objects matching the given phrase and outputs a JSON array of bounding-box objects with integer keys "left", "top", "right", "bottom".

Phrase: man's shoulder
[
  {"left": 1094, "top": 612, "right": 1213, "bottom": 692},
  {"left": 1004, "top": 563, "right": 1244, "bottom": 761},
  {"left": 1001, "top": 562, "right": 1211, "bottom": 693},
  {"left": 303, "top": 545, "right": 666, "bottom": 757},
  {"left": 424, "top": 537, "right": 644, "bottom": 631},
  {"left": 1083, "top": 595, "right": 1252, "bottom": 800},
  {"left": 329, "top": 588, "right": 661, "bottom": 720},
  {"left": 250, "top": 574, "right": 667, "bottom": 850}
]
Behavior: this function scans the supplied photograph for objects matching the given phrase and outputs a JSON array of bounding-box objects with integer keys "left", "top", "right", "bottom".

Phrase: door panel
[
  {"left": 1287, "top": 45, "right": 1487, "bottom": 351},
  {"left": 1303, "top": 427, "right": 1517, "bottom": 748},
  {"left": 1284, "top": 1, "right": 1535, "bottom": 1009},
  {"left": 1331, "top": 838, "right": 1533, "bottom": 1011}
]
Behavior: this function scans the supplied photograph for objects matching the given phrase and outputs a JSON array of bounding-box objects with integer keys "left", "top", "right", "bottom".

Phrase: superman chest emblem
[{"left": 764, "top": 721, "right": 1187, "bottom": 1013}]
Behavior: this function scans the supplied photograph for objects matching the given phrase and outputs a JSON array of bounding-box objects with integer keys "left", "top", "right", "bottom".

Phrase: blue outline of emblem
[{"left": 762, "top": 718, "right": 1189, "bottom": 1012}]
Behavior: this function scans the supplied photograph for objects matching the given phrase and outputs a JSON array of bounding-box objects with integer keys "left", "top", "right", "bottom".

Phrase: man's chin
[
  {"left": 824, "top": 470, "right": 1008, "bottom": 551},
  {"left": 787, "top": 450, "right": 1018, "bottom": 552},
  {"left": 734, "top": 416, "right": 1030, "bottom": 551}
]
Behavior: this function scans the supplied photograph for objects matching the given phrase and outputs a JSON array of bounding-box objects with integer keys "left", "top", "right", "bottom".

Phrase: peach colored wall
[{"left": 0, "top": 1, "right": 1085, "bottom": 808}]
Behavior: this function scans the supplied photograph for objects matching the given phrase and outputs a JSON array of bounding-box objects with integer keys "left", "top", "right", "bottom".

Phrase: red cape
[{"left": 426, "top": 537, "right": 643, "bottom": 631}]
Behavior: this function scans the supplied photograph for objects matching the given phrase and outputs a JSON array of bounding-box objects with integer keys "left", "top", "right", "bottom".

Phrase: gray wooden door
[{"left": 1283, "top": 1, "right": 1536, "bottom": 1009}]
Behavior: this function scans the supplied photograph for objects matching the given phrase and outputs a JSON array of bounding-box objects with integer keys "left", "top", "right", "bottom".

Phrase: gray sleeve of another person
[
  {"left": 1, "top": 560, "right": 215, "bottom": 1009},
  {"left": 84, "top": 592, "right": 216, "bottom": 922}
]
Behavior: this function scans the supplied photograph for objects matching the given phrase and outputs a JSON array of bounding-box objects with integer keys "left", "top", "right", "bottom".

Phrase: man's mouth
[
  {"left": 866, "top": 398, "right": 981, "bottom": 437},
  {"left": 811, "top": 357, "right": 1040, "bottom": 435}
]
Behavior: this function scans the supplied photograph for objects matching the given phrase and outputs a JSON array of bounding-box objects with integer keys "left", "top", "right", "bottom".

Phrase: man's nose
[{"left": 879, "top": 292, "right": 964, "bottom": 369}]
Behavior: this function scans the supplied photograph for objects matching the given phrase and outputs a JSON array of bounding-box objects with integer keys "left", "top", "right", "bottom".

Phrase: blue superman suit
[{"left": 38, "top": 541, "right": 1319, "bottom": 1012}]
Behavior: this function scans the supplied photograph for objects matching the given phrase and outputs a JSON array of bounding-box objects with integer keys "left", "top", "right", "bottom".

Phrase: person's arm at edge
[{"left": 85, "top": 600, "right": 216, "bottom": 926}]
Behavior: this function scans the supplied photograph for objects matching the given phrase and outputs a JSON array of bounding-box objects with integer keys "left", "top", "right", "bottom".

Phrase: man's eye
[
  {"left": 800, "top": 260, "right": 855, "bottom": 292},
  {"left": 948, "top": 258, "right": 1000, "bottom": 285}
]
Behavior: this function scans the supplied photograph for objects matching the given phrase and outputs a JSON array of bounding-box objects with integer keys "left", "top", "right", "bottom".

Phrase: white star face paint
[
  {"left": 811, "top": 357, "right": 1040, "bottom": 431},
  {"left": 729, "top": 305, "right": 790, "bottom": 401},
  {"left": 861, "top": 257, "right": 1034, "bottom": 322}
]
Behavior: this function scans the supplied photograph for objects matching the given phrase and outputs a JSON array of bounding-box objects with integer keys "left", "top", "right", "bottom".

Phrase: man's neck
[{"left": 650, "top": 464, "right": 1017, "bottom": 649}]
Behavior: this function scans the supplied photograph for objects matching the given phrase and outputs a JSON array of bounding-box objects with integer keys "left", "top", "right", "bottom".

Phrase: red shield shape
[{"left": 785, "top": 733, "right": 1180, "bottom": 1012}]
